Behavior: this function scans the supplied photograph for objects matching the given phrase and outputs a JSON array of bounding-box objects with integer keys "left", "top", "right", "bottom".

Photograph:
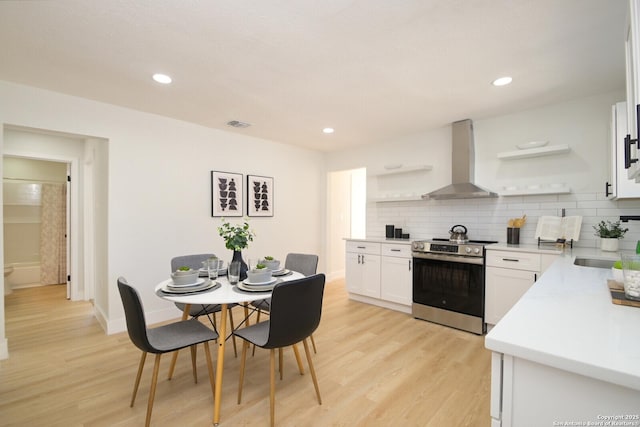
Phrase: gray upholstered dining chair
[
  {"left": 117, "top": 277, "right": 217, "bottom": 427},
  {"left": 234, "top": 273, "right": 325, "bottom": 427},
  {"left": 168, "top": 254, "right": 237, "bottom": 378},
  {"left": 252, "top": 253, "right": 319, "bottom": 352}
]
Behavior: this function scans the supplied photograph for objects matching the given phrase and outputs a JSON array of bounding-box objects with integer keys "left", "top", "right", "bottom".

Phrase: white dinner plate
[
  {"left": 168, "top": 278, "right": 206, "bottom": 288},
  {"left": 161, "top": 281, "right": 218, "bottom": 294},
  {"left": 236, "top": 282, "right": 276, "bottom": 293},
  {"left": 516, "top": 140, "right": 548, "bottom": 150},
  {"left": 271, "top": 268, "right": 291, "bottom": 277},
  {"left": 243, "top": 277, "right": 278, "bottom": 286}
]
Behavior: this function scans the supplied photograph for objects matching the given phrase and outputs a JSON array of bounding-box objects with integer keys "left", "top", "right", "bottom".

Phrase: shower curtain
[{"left": 40, "top": 183, "right": 67, "bottom": 285}]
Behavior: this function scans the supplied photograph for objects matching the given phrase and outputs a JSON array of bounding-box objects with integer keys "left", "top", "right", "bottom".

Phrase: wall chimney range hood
[{"left": 422, "top": 119, "right": 497, "bottom": 200}]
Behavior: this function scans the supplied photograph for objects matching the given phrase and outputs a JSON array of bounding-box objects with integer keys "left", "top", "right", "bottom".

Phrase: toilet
[{"left": 4, "top": 265, "right": 14, "bottom": 295}]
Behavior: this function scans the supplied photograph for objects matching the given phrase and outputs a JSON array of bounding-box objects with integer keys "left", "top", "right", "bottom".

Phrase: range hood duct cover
[{"left": 422, "top": 119, "right": 498, "bottom": 200}]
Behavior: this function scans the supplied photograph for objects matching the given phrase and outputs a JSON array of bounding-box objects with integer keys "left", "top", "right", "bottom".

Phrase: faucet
[{"left": 620, "top": 215, "right": 640, "bottom": 222}]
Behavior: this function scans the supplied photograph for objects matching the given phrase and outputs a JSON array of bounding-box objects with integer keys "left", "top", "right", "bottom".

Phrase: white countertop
[
  {"left": 485, "top": 247, "right": 640, "bottom": 391},
  {"left": 486, "top": 242, "right": 565, "bottom": 255},
  {"left": 344, "top": 237, "right": 413, "bottom": 245}
]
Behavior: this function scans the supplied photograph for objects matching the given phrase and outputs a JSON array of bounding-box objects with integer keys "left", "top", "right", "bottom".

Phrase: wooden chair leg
[
  {"left": 252, "top": 310, "right": 262, "bottom": 356},
  {"left": 278, "top": 348, "right": 284, "bottom": 380},
  {"left": 168, "top": 305, "right": 191, "bottom": 379},
  {"left": 238, "top": 341, "right": 249, "bottom": 404},
  {"left": 146, "top": 354, "right": 162, "bottom": 427},
  {"left": 303, "top": 338, "right": 322, "bottom": 405},
  {"left": 131, "top": 351, "right": 147, "bottom": 407},
  {"left": 270, "top": 348, "right": 276, "bottom": 427},
  {"left": 292, "top": 344, "right": 305, "bottom": 375},
  {"left": 203, "top": 342, "right": 216, "bottom": 405},
  {"left": 310, "top": 333, "right": 317, "bottom": 354},
  {"left": 190, "top": 344, "right": 198, "bottom": 383},
  {"left": 228, "top": 307, "right": 238, "bottom": 357}
]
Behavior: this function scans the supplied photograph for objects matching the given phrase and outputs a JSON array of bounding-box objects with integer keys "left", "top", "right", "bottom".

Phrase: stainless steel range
[{"left": 412, "top": 227, "right": 496, "bottom": 335}]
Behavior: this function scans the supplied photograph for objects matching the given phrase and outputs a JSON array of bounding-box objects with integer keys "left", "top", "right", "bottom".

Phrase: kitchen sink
[{"left": 573, "top": 257, "right": 614, "bottom": 269}]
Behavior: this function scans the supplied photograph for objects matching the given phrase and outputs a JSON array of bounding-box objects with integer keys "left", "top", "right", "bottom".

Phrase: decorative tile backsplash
[{"left": 366, "top": 192, "right": 640, "bottom": 251}]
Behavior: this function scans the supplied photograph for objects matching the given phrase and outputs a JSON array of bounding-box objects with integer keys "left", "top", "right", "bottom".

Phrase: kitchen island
[{"left": 485, "top": 247, "right": 640, "bottom": 426}]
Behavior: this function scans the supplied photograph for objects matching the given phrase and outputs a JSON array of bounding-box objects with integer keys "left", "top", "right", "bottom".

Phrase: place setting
[
  {"left": 234, "top": 258, "right": 284, "bottom": 292},
  {"left": 159, "top": 266, "right": 221, "bottom": 295}
]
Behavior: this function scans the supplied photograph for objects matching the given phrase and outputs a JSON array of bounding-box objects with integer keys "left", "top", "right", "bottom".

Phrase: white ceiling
[{"left": 0, "top": 0, "right": 629, "bottom": 152}]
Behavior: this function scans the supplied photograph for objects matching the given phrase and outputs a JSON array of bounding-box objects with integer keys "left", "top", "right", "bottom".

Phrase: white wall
[
  {"left": 0, "top": 81, "right": 326, "bottom": 344},
  {"left": 326, "top": 90, "right": 640, "bottom": 250},
  {"left": 475, "top": 92, "right": 622, "bottom": 193}
]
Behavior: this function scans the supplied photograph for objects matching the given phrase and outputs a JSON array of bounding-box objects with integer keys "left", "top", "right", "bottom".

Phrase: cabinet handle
[
  {"left": 357, "top": 254, "right": 361, "bottom": 264},
  {"left": 534, "top": 273, "right": 538, "bottom": 282},
  {"left": 605, "top": 181, "right": 612, "bottom": 197},
  {"left": 408, "top": 260, "right": 412, "bottom": 271},
  {"left": 625, "top": 134, "right": 638, "bottom": 169},
  {"left": 357, "top": 246, "right": 366, "bottom": 249},
  {"left": 362, "top": 255, "right": 365, "bottom": 264},
  {"left": 390, "top": 249, "right": 401, "bottom": 252},
  {"left": 637, "top": 103, "right": 640, "bottom": 152},
  {"left": 502, "top": 258, "right": 519, "bottom": 262}
]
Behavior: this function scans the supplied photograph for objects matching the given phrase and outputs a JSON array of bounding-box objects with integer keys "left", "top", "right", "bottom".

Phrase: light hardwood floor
[{"left": 0, "top": 280, "right": 491, "bottom": 426}]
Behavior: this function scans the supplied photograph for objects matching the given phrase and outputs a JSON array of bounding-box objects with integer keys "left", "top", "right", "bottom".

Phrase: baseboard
[
  {"left": 0, "top": 337, "right": 8, "bottom": 360},
  {"left": 326, "top": 270, "right": 345, "bottom": 283},
  {"left": 348, "top": 293, "right": 411, "bottom": 314},
  {"left": 105, "top": 306, "right": 182, "bottom": 335}
]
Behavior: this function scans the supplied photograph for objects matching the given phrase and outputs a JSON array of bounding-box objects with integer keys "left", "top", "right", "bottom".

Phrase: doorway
[
  {"left": 326, "top": 168, "right": 366, "bottom": 281},
  {"left": 3, "top": 157, "right": 70, "bottom": 297}
]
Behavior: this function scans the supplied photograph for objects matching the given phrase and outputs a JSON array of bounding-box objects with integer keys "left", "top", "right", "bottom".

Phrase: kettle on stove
[{"left": 449, "top": 225, "right": 469, "bottom": 243}]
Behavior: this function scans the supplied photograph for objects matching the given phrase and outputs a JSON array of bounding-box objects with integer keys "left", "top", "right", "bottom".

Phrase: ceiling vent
[{"left": 226, "top": 120, "right": 251, "bottom": 128}]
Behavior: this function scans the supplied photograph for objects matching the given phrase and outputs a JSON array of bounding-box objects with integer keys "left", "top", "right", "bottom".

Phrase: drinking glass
[
  {"left": 207, "top": 262, "right": 218, "bottom": 282},
  {"left": 228, "top": 260, "right": 241, "bottom": 285},
  {"left": 621, "top": 253, "right": 640, "bottom": 301}
]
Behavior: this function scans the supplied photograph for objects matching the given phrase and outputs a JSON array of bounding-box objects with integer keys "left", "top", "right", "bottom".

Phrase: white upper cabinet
[
  {"left": 608, "top": 101, "right": 640, "bottom": 198},
  {"left": 625, "top": 0, "right": 640, "bottom": 179}
]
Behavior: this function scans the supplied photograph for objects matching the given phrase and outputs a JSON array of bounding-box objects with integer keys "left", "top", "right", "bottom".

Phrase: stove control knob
[
  {"left": 474, "top": 248, "right": 481, "bottom": 254},
  {"left": 465, "top": 247, "right": 472, "bottom": 254},
  {"left": 413, "top": 242, "right": 424, "bottom": 250}
]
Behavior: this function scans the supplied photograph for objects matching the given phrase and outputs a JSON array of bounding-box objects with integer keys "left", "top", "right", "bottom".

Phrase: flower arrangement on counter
[
  {"left": 217, "top": 217, "right": 255, "bottom": 251},
  {"left": 507, "top": 215, "right": 526, "bottom": 228},
  {"left": 593, "top": 220, "right": 628, "bottom": 239}
]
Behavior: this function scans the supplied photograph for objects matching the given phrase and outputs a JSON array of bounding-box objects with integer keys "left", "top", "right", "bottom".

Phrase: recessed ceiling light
[
  {"left": 492, "top": 76, "right": 512, "bottom": 87},
  {"left": 152, "top": 73, "right": 172, "bottom": 84},
  {"left": 323, "top": 128, "right": 334, "bottom": 134}
]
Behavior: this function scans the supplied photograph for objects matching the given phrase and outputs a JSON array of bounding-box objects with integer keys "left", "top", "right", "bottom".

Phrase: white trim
[
  {"left": 106, "top": 306, "right": 182, "bottom": 335},
  {"left": 0, "top": 337, "right": 8, "bottom": 360}
]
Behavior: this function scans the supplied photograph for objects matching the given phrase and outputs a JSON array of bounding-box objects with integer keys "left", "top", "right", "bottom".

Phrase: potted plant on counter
[{"left": 593, "top": 220, "right": 628, "bottom": 252}]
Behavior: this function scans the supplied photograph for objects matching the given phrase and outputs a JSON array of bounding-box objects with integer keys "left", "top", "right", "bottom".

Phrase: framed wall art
[
  {"left": 211, "top": 171, "right": 243, "bottom": 217},
  {"left": 247, "top": 175, "right": 273, "bottom": 217}
]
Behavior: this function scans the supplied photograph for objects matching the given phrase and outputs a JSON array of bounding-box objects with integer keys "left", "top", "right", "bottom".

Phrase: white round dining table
[{"left": 155, "top": 270, "right": 304, "bottom": 426}]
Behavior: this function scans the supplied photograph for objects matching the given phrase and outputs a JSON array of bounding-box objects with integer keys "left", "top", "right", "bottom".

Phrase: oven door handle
[{"left": 412, "top": 252, "right": 484, "bottom": 265}]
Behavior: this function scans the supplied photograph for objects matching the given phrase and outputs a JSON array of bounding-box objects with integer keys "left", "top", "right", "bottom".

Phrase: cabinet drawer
[
  {"left": 381, "top": 243, "right": 411, "bottom": 258},
  {"left": 346, "top": 241, "right": 381, "bottom": 255},
  {"left": 486, "top": 250, "right": 541, "bottom": 272}
]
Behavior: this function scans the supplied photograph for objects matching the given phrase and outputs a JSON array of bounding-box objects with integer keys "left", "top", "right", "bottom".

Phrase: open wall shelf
[{"left": 497, "top": 144, "right": 571, "bottom": 160}]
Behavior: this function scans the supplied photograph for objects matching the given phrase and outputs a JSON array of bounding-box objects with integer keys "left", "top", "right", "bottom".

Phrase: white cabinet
[
  {"left": 345, "top": 239, "right": 412, "bottom": 313},
  {"left": 625, "top": 0, "right": 640, "bottom": 179},
  {"left": 490, "top": 353, "right": 640, "bottom": 426},
  {"left": 485, "top": 249, "right": 558, "bottom": 326},
  {"left": 380, "top": 243, "right": 412, "bottom": 305},
  {"left": 345, "top": 241, "right": 381, "bottom": 298},
  {"left": 608, "top": 101, "right": 640, "bottom": 198}
]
